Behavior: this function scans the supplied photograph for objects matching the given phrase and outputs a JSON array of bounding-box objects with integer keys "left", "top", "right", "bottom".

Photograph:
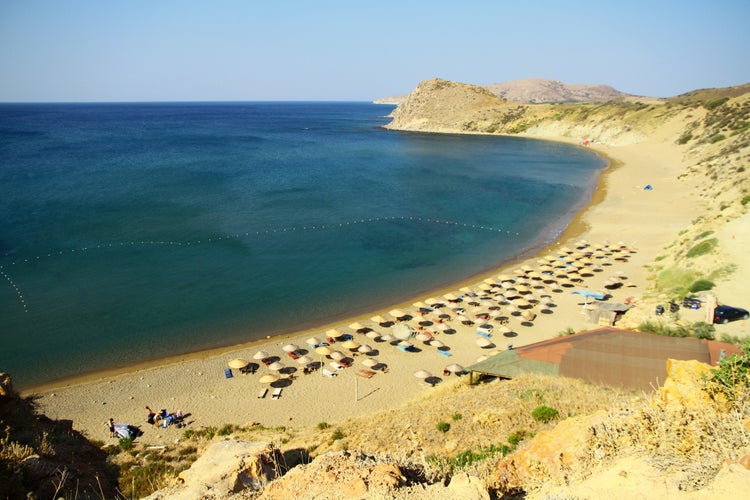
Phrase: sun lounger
[
  {"left": 475, "top": 331, "right": 492, "bottom": 338},
  {"left": 224, "top": 368, "right": 233, "bottom": 378},
  {"left": 438, "top": 350, "right": 453, "bottom": 357},
  {"left": 330, "top": 361, "right": 345, "bottom": 370},
  {"left": 257, "top": 388, "right": 268, "bottom": 399},
  {"left": 286, "top": 351, "right": 299, "bottom": 360},
  {"left": 322, "top": 369, "right": 337, "bottom": 378},
  {"left": 272, "top": 388, "right": 282, "bottom": 399},
  {"left": 356, "top": 369, "right": 375, "bottom": 379}
]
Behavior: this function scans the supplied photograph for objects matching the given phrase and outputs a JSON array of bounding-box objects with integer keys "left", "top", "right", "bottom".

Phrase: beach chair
[
  {"left": 475, "top": 331, "right": 492, "bottom": 339},
  {"left": 438, "top": 350, "right": 453, "bottom": 357},
  {"left": 272, "top": 388, "right": 282, "bottom": 399},
  {"left": 224, "top": 368, "right": 233, "bottom": 379},
  {"left": 322, "top": 368, "right": 337, "bottom": 378},
  {"left": 257, "top": 388, "right": 268, "bottom": 399}
]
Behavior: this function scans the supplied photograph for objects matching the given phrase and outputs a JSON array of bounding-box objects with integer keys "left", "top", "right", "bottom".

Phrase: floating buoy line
[{"left": 0, "top": 215, "right": 521, "bottom": 312}]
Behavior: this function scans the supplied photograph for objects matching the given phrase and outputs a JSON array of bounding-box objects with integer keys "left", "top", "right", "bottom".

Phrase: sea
[{"left": 0, "top": 102, "right": 606, "bottom": 387}]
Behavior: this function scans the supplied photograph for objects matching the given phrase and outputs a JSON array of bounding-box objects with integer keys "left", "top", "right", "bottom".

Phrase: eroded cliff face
[
  {"left": 383, "top": 78, "right": 517, "bottom": 133},
  {"left": 383, "top": 77, "right": 683, "bottom": 146}
]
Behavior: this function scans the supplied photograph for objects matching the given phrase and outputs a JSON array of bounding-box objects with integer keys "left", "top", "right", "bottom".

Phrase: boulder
[
  {"left": 657, "top": 359, "right": 714, "bottom": 410},
  {"left": 145, "top": 440, "right": 279, "bottom": 499},
  {"left": 0, "top": 372, "right": 14, "bottom": 397}
]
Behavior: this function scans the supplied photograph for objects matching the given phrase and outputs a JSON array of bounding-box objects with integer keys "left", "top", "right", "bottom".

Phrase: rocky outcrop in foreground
[{"left": 144, "top": 358, "right": 750, "bottom": 498}]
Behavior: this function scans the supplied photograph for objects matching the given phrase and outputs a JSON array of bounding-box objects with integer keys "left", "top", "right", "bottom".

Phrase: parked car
[{"left": 713, "top": 305, "right": 750, "bottom": 324}]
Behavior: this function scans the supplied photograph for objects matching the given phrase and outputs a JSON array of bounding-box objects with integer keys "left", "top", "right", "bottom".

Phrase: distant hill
[
  {"left": 375, "top": 77, "right": 635, "bottom": 105},
  {"left": 483, "top": 77, "right": 629, "bottom": 103}
]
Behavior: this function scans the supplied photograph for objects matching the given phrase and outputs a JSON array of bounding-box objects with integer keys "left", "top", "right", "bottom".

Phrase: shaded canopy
[{"left": 467, "top": 327, "right": 742, "bottom": 390}]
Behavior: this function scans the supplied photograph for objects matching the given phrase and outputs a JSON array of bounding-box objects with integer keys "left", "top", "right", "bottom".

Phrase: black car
[{"left": 713, "top": 305, "right": 750, "bottom": 324}]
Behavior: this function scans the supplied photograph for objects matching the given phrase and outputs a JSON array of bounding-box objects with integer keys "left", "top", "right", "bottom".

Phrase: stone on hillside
[
  {"left": 261, "top": 450, "right": 407, "bottom": 499},
  {"left": 656, "top": 359, "right": 714, "bottom": 410},
  {"left": 496, "top": 410, "right": 608, "bottom": 489},
  {"left": 145, "top": 440, "right": 279, "bottom": 499},
  {"left": 0, "top": 372, "right": 14, "bottom": 397}
]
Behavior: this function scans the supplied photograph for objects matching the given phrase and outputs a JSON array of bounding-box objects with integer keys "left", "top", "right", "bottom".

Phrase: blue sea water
[{"left": 0, "top": 102, "right": 606, "bottom": 387}]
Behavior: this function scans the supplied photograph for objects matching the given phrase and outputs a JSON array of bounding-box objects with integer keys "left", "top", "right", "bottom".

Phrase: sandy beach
[{"left": 26, "top": 125, "right": 749, "bottom": 445}]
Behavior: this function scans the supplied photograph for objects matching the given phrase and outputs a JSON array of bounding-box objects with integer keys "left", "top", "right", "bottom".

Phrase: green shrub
[
  {"left": 742, "top": 195, "right": 750, "bottom": 206},
  {"left": 183, "top": 429, "right": 195, "bottom": 439},
  {"left": 451, "top": 444, "right": 512, "bottom": 468},
  {"left": 436, "top": 421, "right": 451, "bottom": 433},
  {"left": 331, "top": 428, "right": 344, "bottom": 441},
  {"left": 217, "top": 424, "right": 235, "bottom": 436},
  {"left": 689, "top": 279, "right": 715, "bottom": 292},
  {"left": 693, "top": 322, "right": 716, "bottom": 340},
  {"left": 707, "top": 345, "right": 750, "bottom": 401},
  {"left": 317, "top": 422, "right": 330, "bottom": 430},
  {"left": 507, "top": 430, "right": 526, "bottom": 448},
  {"left": 709, "top": 134, "right": 726, "bottom": 143},
  {"left": 451, "top": 413, "right": 463, "bottom": 421},
  {"left": 118, "top": 437, "right": 134, "bottom": 451},
  {"left": 676, "top": 131, "right": 693, "bottom": 144},
  {"left": 531, "top": 405, "right": 559, "bottom": 423},
  {"left": 686, "top": 238, "right": 718, "bottom": 258},
  {"left": 704, "top": 97, "right": 729, "bottom": 110}
]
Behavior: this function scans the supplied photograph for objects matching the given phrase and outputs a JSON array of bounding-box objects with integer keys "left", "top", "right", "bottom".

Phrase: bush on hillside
[
  {"left": 686, "top": 238, "right": 718, "bottom": 258},
  {"left": 531, "top": 405, "right": 559, "bottom": 423},
  {"left": 689, "top": 279, "right": 715, "bottom": 293}
]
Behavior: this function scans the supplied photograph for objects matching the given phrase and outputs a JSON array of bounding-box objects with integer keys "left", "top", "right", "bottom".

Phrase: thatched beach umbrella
[
  {"left": 365, "top": 330, "right": 381, "bottom": 339},
  {"left": 326, "top": 328, "right": 343, "bottom": 339},
  {"left": 429, "top": 339, "right": 445, "bottom": 348},
  {"left": 445, "top": 363, "right": 465, "bottom": 374},
  {"left": 315, "top": 345, "right": 332, "bottom": 356},
  {"left": 306, "top": 336, "right": 322, "bottom": 347},
  {"left": 282, "top": 343, "right": 299, "bottom": 353},
  {"left": 361, "top": 357, "right": 378, "bottom": 368},
  {"left": 228, "top": 358, "right": 249, "bottom": 369},
  {"left": 342, "top": 339, "right": 360, "bottom": 350},
  {"left": 253, "top": 350, "right": 270, "bottom": 360},
  {"left": 357, "top": 344, "right": 373, "bottom": 354},
  {"left": 370, "top": 315, "right": 388, "bottom": 325},
  {"left": 413, "top": 370, "right": 431, "bottom": 379},
  {"left": 259, "top": 373, "right": 279, "bottom": 384},
  {"left": 329, "top": 351, "right": 346, "bottom": 361},
  {"left": 348, "top": 321, "right": 368, "bottom": 332},
  {"left": 476, "top": 337, "right": 493, "bottom": 348},
  {"left": 296, "top": 355, "right": 313, "bottom": 365},
  {"left": 268, "top": 361, "right": 285, "bottom": 371},
  {"left": 389, "top": 309, "right": 408, "bottom": 320}
]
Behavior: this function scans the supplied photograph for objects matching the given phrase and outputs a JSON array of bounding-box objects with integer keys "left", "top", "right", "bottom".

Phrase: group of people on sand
[
  {"left": 146, "top": 406, "right": 185, "bottom": 428},
  {"left": 107, "top": 405, "right": 187, "bottom": 438}
]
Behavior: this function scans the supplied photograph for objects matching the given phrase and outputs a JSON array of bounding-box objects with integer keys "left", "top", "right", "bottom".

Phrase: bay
[{"left": 0, "top": 102, "right": 606, "bottom": 386}]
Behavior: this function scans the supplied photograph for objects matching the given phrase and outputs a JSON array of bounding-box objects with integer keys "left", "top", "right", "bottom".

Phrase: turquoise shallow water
[{"left": 0, "top": 102, "right": 606, "bottom": 386}]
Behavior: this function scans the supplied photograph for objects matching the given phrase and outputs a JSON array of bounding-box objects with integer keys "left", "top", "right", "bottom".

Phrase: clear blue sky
[{"left": 1, "top": 0, "right": 749, "bottom": 102}]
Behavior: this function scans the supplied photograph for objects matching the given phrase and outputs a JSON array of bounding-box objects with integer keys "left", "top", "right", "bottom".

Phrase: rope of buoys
[
  {"left": 0, "top": 215, "right": 522, "bottom": 310},
  {"left": 0, "top": 268, "right": 28, "bottom": 313}
]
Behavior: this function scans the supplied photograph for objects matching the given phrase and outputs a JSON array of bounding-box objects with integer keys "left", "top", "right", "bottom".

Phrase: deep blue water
[{"left": 0, "top": 102, "right": 606, "bottom": 386}]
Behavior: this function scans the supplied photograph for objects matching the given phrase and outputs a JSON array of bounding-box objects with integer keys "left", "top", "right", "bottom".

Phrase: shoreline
[
  {"left": 22, "top": 144, "right": 610, "bottom": 395},
  {"left": 28, "top": 128, "right": 709, "bottom": 444}
]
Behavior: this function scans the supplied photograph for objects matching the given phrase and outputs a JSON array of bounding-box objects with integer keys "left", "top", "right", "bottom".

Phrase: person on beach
[
  {"left": 107, "top": 418, "right": 115, "bottom": 438},
  {"left": 146, "top": 406, "right": 156, "bottom": 425}
]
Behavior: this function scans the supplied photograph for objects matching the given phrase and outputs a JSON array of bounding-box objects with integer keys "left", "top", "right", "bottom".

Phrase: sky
[{"left": 1, "top": 0, "right": 749, "bottom": 102}]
